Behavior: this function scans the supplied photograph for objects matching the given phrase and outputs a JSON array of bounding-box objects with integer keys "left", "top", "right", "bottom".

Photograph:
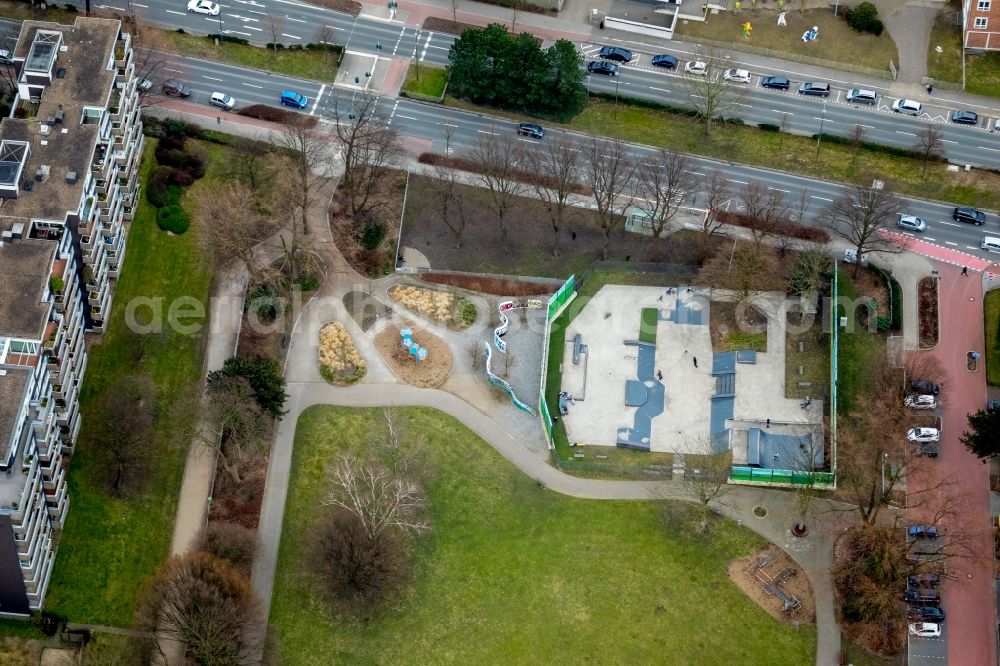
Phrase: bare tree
[
  {"left": 677, "top": 447, "right": 732, "bottom": 534},
  {"left": 466, "top": 128, "right": 528, "bottom": 244},
  {"left": 680, "top": 48, "right": 747, "bottom": 136},
  {"left": 331, "top": 91, "right": 404, "bottom": 220},
  {"left": 777, "top": 112, "right": 792, "bottom": 151},
  {"left": 372, "top": 408, "right": 425, "bottom": 479},
  {"left": 699, "top": 168, "right": 730, "bottom": 255},
  {"left": 203, "top": 376, "right": 273, "bottom": 484},
  {"left": 136, "top": 552, "right": 264, "bottom": 665},
  {"left": 324, "top": 456, "right": 430, "bottom": 541},
  {"left": 450, "top": 0, "right": 459, "bottom": 22},
  {"left": 265, "top": 14, "right": 285, "bottom": 62},
  {"left": 848, "top": 123, "right": 867, "bottom": 169},
  {"left": 528, "top": 137, "right": 584, "bottom": 256},
  {"left": 913, "top": 125, "right": 944, "bottom": 176},
  {"left": 583, "top": 137, "right": 636, "bottom": 259},
  {"left": 824, "top": 177, "right": 903, "bottom": 279},
  {"left": 90, "top": 375, "right": 157, "bottom": 499},
  {"left": 194, "top": 182, "right": 278, "bottom": 271},
  {"left": 229, "top": 142, "right": 272, "bottom": 192},
  {"left": 510, "top": 0, "right": 521, "bottom": 32},
  {"left": 200, "top": 522, "right": 258, "bottom": 577},
  {"left": 788, "top": 249, "right": 831, "bottom": 299},
  {"left": 425, "top": 166, "right": 468, "bottom": 248},
  {"left": 314, "top": 24, "right": 337, "bottom": 68},
  {"left": 635, "top": 148, "right": 696, "bottom": 238},
  {"left": 738, "top": 180, "right": 788, "bottom": 246}
]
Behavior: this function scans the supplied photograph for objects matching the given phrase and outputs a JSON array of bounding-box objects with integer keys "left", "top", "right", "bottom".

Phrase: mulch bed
[
  {"left": 329, "top": 169, "right": 407, "bottom": 278},
  {"left": 422, "top": 17, "right": 482, "bottom": 35},
  {"left": 918, "top": 276, "right": 939, "bottom": 349},
  {"left": 420, "top": 272, "right": 555, "bottom": 296},
  {"left": 373, "top": 323, "right": 453, "bottom": 388},
  {"left": 417, "top": 153, "right": 591, "bottom": 196},
  {"left": 309, "top": 0, "right": 361, "bottom": 15},
  {"left": 208, "top": 453, "right": 269, "bottom": 530}
]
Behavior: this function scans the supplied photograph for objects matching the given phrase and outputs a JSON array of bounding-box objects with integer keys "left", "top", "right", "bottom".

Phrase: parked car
[
  {"left": 587, "top": 61, "right": 619, "bottom": 76},
  {"left": 954, "top": 206, "right": 986, "bottom": 225},
  {"left": 908, "top": 622, "right": 942, "bottom": 638},
  {"left": 842, "top": 248, "right": 869, "bottom": 266},
  {"left": 907, "top": 427, "right": 940, "bottom": 443},
  {"left": 136, "top": 78, "right": 153, "bottom": 91},
  {"left": 989, "top": 399, "right": 1000, "bottom": 411},
  {"left": 897, "top": 214, "right": 927, "bottom": 232},
  {"left": 209, "top": 92, "right": 236, "bottom": 110},
  {"left": 910, "top": 379, "right": 940, "bottom": 395},
  {"left": 724, "top": 68, "right": 751, "bottom": 84},
  {"left": 0, "top": 49, "right": 13, "bottom": 63},
  {"left": 952, "top": 110, "right": 979, "bottom": 125},
  {"left": 908, "top": 605, "right": 945, "bottom": 623},
  {"left": 908, "top": 524, "right": 939, "bottom": 540},
  {"left": 161, "top": 80, "right": 191, "bottom": 98},
  {"left": 280, "top": 90, "right": 308, "bottom": 108},
  {"left": 761, "top": 75, "right": 790, "bottom": 90},
  {"left": 516, "top": 122, "right": 544, "bottom": 139},
  {"left": 598, "top": 46, "right": 632, "bottom": 63},
  {"left": 908, "top": 573, "right": 941, "bottom": 588},
  {"left": 684, "top": 60, "right": 707, "bottom": 75},
  {"left": 892, "top": 98, "right": 923, "bottom": 115},
  {"left": 917, "top": 443, "right": 939, "bottom": 458},
  {"left": 846, "top": 88, "right": 878, "bottom": 105},
  {"left": 187, "top": 0, "right": 220, "bottom": 14},
  {"left": 651, "top": 54, "right": 678, "bottom": 69},
  {"left": 904, "top": 588, "right": 941, "bottom": 605},
  {"left": 798, "top": 81, "right": 831, "bottom": 97},
  {"left": 904, "top": 394, "right": 937, "bottom": 410},
  {"left": 983, "top": 237, "right": 1000, "bottom": 253}
]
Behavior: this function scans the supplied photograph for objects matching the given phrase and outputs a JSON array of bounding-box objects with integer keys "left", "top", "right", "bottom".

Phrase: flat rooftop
[
  {"left": 0, "top": 17, "right": 119, "bottom": 229},
  {"left": 0, "top": 369, "right": 29, "bottom": 470},
  {"left": 0, "top": 238, "right": 54, "bottom": 340}
]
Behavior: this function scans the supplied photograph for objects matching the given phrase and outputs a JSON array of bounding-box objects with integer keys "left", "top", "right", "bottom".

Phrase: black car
[
  {"left": 798, "top": 81, "right": 831, "bottom": 97},
  {"left": 908, "top": 524, "right": 938, "bottom": 540},
  {"left": 954, "top": 206, "right": 986, "bottom": 225},
  {"left": 587, "top": 61, "right": 619, "bottom": 76},
  {"left": 162, "top": 80, "right": 191, "bottom": 98},
  {"left": 761, "top": 76, "right": 790, "bottom": 90},
  {"left": 911, "top": 379, "right": 940, "bottom": 395},
  {"left": 908, "top": 573, "right": 940, "bottom": 588},
  {"left": 904, "top": 588, "right": 941, "bottom": 605},
  {"left": 651, "top": 54, "right": 678, "bottom": 69},
  {"left": 908, "top": 605, "right": 945, "bottom": 623},
  {"left": 951, "top": 110, "right": 979, "bottom": 125},
  {"left": 599, "top": 46, "right": 633, "bottom": 63},
  {"left": 517, "top": 122, "right": 544, "bottom": 139}
]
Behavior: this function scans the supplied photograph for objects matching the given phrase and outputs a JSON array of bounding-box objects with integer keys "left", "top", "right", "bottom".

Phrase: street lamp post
[
  {"left": 815, "top": 100, "right": 827, "bottom": 158},
  {"left": 881, "top": 451, "right": 888, "bottom": 494},
  {"left": 217, "top": 14, "right": 224, "bottom": 39},
  {"left": 613, "top": 74, "right": 621, "bottom": 120}
]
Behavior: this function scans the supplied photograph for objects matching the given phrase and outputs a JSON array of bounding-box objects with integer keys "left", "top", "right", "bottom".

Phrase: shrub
[
  {"left": 757, "top": 123, "right": 781, "bottom": 132},
  {"left": 715, "top": 210, "right": 830, "bottom": 243},
  {"left": 295, "top": 275, "right": 320, "bottom": 291},
  {"left": 357, "top": 221, "right": 386, "bottom": 251},
  {"left": 455, "top": 297, "right": 477, "bottom": 327},
  {"left": 205, "top": 33, "right": 250, "bottom": 46},
  {"left": 265, "top": 43, "right": 287, "bottom": 51},
  {"left": 237, "top": 104, "right": 318, "bottom": 128},
  {"left": 209, "top": 355, "right": 288, "bottom": 418},
  {"left": 63, "top": 3, "right": 78, "bottom": 11},
  {"left": 154, "top": 145, "right": 207, "bottom": 180},
  {"left": 156, "top": 205, "right": 191, "bottom": 234},
  {"left": 34, "top": 610, "right": 67, "bottom": 636},
  {"left": 147, "top": 166, "right": 193, "bottom": 207},
  {"left": 200, "top": 522, "right": 257, "bottom": 576},
  {"left": 845, "top": 2, "right": 884, "bottom": 35},
  {"left": 246, "top": 283, "right": 279, "bottom": 322}
]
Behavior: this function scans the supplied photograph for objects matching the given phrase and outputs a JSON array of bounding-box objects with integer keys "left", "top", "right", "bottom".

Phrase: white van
[
  {"left": 846, "top": 88, "right": 878, "bottom": 105},
  {"left": 982, "top": 237, "right": 1000, "bottom": 253},
  {"left": 209, "top": 92, "right": 236, "bottom": 110}
]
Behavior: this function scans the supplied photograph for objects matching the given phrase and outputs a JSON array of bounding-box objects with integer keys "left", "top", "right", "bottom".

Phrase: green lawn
[
  {"left": 674, "top": 7, "right": 898, "bottom": 73},
  {"left": 985, "top": 289, "right": 1000, "bottom": 387},
  {"left": 43, "top": 138, "right": 218, "bottom": 626},
  {"left": 927, "top": 7, "right": 963, "bottom": 84},
  {"left": 401, "top": 64, "right": 449, "bottom": 98},
  {"left": 967, "top": 52, "right": 1000, "bottom": 98},
  {"left": 267, "top": 406, "right": 816, "bottom": 665},
  {"left": 836, "top": 268, "right": 885, "bottom": 414},
  {"left": 153, "top": 28, "right": 340, "bottom": 82},
  {"left": 639, "top": 307, "right": 658, "bottom": 344}
]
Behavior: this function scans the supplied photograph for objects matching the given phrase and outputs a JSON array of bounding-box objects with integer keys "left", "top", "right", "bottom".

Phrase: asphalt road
[{"left": 73, "top": 0, "right": 1000, "bottom": 169}]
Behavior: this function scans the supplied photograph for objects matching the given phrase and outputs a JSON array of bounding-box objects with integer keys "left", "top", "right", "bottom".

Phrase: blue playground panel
[{"left": 617, "top": 340, "right": 664, "bottom": 450}]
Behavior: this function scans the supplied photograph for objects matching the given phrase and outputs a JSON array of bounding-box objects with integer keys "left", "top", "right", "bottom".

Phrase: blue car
[
  {"left": 651, "top": 54, "right": 678, "bottom": 69},
  {"left": 280, "top": 90, "right": 308, "bottom": 109}
]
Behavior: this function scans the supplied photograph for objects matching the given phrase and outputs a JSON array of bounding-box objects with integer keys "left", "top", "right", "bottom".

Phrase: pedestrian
[
  {"left": 766, "top": 418, "right": 770, "bottom": 428},
  {"left": 962, "top": 266, "right": 968, "bottom": 276},
  {"left": 657, "top": 370, "right": 663, "bottom": 380},
  {"left": 693, "top": 357, "right": 698, "bottom": 368},
  {"left": 571, "top": 231, "right": 577, "bottom": 240},
  {"left": 657, "top": 295, "right": 663, "bottom": 302},
  {"left": 926, "top": 83, "right": 933, "bottom": 94}
]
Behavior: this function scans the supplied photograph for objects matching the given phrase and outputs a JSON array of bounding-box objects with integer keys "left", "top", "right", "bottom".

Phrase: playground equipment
[
  {"left": 483, "top": 341, "right": 535, "bottom": 415},
  {"left": 493, "top": 299, "right": 543, "bottom": 353},
  {"left": 400, "top": 327, "right": 428, "bottom": 362}
]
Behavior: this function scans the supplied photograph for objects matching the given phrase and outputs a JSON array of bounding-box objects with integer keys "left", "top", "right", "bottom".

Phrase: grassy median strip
[
  {"left": 401, "top": 64, "right": 449, "bottom": 98},
  {"left": 985, "top": 289, "right": 1000, "bottom": 387},
  {"left": 268, "top": 406, "right": 816, "bottom": 665},
  {"left": 44, "top": 139, "right": 217, "bottom": 626}
]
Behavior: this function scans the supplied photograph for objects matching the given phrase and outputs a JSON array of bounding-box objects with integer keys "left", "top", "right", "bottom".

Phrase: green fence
[{"left": 730, "top": 467, "right": 835, "bottom": 487}]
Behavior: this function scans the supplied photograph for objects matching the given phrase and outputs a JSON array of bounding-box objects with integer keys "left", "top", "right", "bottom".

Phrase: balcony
[{"left": 87, "top": 290, "right": 101, "bottom": 306}]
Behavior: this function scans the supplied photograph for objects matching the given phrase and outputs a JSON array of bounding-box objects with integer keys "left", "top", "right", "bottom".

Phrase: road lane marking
[
  {"left": 281, "top": 33, "right": 301, "bottom": 39},
  {"left": 286, "top": 16, "right": 307, "bottom": 23},
  {"left": 896, "top": 130, "right": 916, "bottom": 136},
  {"left": 945, "top": 241, "right": 958, "bottom": 246},
  {"left": 939, "top": 221, "right": 960, "bottom": 227},
  {"left": 979, "top": 146, "right": 1000, "bottom": 152},
  {"left": 477, "top": 129, "right": 498, "bottom": 135},
  {"left": 203, "top": 75, "right": 224, "bottom": 81},
  {"left": 309, "top": 84, "right": 325, "bottom": 116},
  {"left": 165, "top": 9, "right": 185, "bottom": 15},
  {"left": 941, "top": 139, "right": 958, "bottom": 144},
  {"left": 810, "top": 195, "right": 833, "bottom": 201},
  {"left": 649, "top": 86, "right": 670, "bottom": 93},
  {"left": 768, "top": 187, "right": 791, "bottom": 193},
  {"left": 242, "top": 83, "right": 263, "bottom": 88},
  {"left": 771, "top": 109, "right": 792, "bottom": 114},
  {"left": 396, "top": 114, "right": 417, "bottom": 120},
  {"left": 726, "top": 178, "right": 748, "bottom": 184}
]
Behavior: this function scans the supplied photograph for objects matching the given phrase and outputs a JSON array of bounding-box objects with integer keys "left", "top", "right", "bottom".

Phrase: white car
[
  {"left": 136, "top": 78, "right": 153, "bottom": 91},
  {"left": 892, "top": 98, "right": 923, "bottom": 116},
  {"left": 905, "top": 394, "right": 937, "bottom": 410},
  {"left": 724, "top": 68, "right": 751, "bottom": 84},
  {"left": 908, "top": 622, "right": 941, "bottom": 638},
  {"left": 209, "top": 92, "right": 236, "bottom": 110},
  {"left": 982, "top": 236, "right": 1000, "bottom": 253},
  {"left": 187, "top": 0, "right": 220, "bottom": 15},
  {"left": 684, "top": 60, "right": 707, "bottom": 75},
  {"left": 897, "top": 214, "right": 927, "bottom": 232},
  {"left": 842, "top": 249, "right": 869, "bottom": 266},
  {"left": 907, "top": 427, "right": 940, "bottom": 443}
]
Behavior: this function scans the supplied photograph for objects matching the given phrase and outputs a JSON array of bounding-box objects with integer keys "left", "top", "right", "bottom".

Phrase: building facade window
[
  {"left": 975, "top": 16, "right": 989, "bottom": 28},
  {"left": 978, "top": 0, "right": 991, "bottom": 10}
]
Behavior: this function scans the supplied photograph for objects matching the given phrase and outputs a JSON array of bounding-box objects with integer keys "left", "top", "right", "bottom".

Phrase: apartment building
[
  {"left": 963, "top": 0, "right": 1000, "bottom": 50},
  {"left": 0, "top": 16, "right": 142, "bottom": 616}
]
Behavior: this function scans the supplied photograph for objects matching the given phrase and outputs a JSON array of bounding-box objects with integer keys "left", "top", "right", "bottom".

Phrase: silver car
[
  {"left": 897, "top": 214, "right": 927, "bottom": 232},
  {"left": 907, "top": 427, "right": 940, "bottom": 443},
  {"left": 904, "top": 394, "right": 937, "bottom": 410}
]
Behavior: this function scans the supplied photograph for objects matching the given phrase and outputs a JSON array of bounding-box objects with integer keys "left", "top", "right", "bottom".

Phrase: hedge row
[
  {"left": 868, "top": 264, "right": 903, "bottom": 331},
  {"left": 715, "top": 210, "right": 831, "bottom": 243},
  {"left": 237, "top": 104, "right": 318, "bottom": 128}
]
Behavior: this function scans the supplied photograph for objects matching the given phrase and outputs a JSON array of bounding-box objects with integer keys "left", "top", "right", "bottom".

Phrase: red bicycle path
[{"left": 912, "top": 263, "right": 996, "bottom": 666}]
